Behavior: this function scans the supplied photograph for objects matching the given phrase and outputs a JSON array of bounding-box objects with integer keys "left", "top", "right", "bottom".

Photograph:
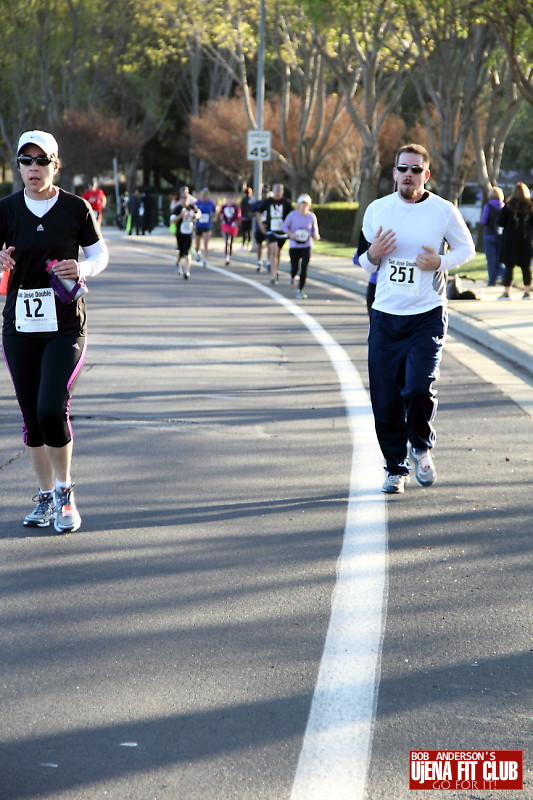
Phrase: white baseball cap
[
  {"left": 17, "top": 130, "right": 59, "bottom": 157},
  {"left": 297, "top": 193, "right": 312, "bottom": 204}
]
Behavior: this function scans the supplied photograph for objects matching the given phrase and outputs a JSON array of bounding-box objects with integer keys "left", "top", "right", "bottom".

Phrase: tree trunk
[{"left": 352, "top": 141, "right": 381, "bottom": 243}]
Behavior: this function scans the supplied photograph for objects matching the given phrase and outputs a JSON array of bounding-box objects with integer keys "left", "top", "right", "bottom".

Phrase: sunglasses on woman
[
  {"left": 395, "top": 164, "right": 425, "bottom": 174},
  {"left": 17, "top": 155, "right": 55, "bottom": 166}
]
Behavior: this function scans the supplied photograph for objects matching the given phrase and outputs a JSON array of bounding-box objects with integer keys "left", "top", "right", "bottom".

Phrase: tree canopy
[{"left": 0, "top": 0, "right": 530, "bottom": 218}]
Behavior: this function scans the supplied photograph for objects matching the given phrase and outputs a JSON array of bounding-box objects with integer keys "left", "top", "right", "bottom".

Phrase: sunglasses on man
[
  {"left": 395, "top": 164, "right": 425, "bottom": 174},
  {"left": 17, "top": 155, "right": 55, "bottom": 166}
]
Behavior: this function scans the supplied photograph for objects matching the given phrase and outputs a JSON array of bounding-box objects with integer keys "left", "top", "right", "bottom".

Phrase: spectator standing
[
  {"left": 480, "top": 186, "right": 505, "bottom": 286},
  {"left": 357, "top": 143, "right": 475, "bottom": 494},
  {"left": 282, "top": 193, "right": 320, "bottom": 299},
  {"left": 82, "top": 179, "right": 107, "bottom": 225},
  {"left": 0, "top": 130, "right": 108, "bottom": 532},
  {"left": 140, "top": 188, "right": 155, "bottom": 235},
  {"left": 118, "top": 191, "right": 128, "bottom": 230},
  {"left": 497, "top": 182, "right": 533, "bottom": 300},
  {"left": 126, "top": 189, "right": 141, "bottom": 235}
]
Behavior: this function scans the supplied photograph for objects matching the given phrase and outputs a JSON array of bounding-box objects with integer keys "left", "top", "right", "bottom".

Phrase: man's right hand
[{"left": 368, "top": 227, "right": 396, "bottom": 264}]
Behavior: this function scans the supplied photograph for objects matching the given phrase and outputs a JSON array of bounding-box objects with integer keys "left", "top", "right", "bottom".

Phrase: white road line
[{"left": 115, "top": 245, "right": 388, "bottom": 799}]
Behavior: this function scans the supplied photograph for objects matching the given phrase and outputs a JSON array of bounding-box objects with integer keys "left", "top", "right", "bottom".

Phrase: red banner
[{"left": 409, "top": 750, "right": 523, "bottom": 790}]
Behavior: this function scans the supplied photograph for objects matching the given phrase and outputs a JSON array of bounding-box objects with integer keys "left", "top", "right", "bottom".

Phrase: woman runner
[{"left": 1, "top": 130, "right": 108, "bottom": 532}]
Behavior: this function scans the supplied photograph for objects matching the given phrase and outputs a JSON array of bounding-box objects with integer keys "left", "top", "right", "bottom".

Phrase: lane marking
[{"left": 110, "top": 244, "right": 387, "bottom": 799}]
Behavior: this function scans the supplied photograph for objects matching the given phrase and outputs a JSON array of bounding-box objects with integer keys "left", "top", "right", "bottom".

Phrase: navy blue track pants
[{"left": 368, "top": 306, "right": 447, "bottom": 475}]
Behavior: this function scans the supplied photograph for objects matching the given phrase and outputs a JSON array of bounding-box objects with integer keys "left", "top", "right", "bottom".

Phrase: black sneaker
[{"left": 23, "top": 491, "right": 55, "bottom": 527}]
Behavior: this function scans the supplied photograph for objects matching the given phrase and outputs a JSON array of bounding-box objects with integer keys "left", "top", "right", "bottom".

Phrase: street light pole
[{"left": 253, "top": 0, "right": 266, "bottom": 200}]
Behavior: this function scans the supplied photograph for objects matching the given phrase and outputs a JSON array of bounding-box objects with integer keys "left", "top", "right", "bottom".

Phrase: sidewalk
[{"left": 106, "top": 227, "right": 533, "bottom": 378}]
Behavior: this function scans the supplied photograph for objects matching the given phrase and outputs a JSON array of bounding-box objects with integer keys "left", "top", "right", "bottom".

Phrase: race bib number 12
[{"left": 15, "top": 287, "right": 58, "bottom": 332}]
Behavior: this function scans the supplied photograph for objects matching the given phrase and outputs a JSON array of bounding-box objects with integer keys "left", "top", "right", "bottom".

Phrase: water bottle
[{"left": 45, "top": 260, "right": 88, "bottom": 304}]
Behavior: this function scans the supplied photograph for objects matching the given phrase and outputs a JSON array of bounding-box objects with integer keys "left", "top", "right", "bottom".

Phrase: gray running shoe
[
  {"left": 382, "top": 474, "right": 409, "bottom": 494},
  {"left": 410, "top": 447, "right": 436, "bottom": 486},
  {"left": 24, "top": 491, "right": 55, "bottom": 527},
  {"left": 296, "top": 289, "right": 307, "bottom": 299},
  {"left": 54, "top": 485, "right": 82, "bottom": 533}
]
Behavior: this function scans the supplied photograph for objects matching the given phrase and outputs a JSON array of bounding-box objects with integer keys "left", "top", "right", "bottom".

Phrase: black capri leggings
[
  {"left": 2, "top": 334, "right": 86, "bottom": 448},
  {"left": 289, "top": 247, "right": 311, "bottom": 290}
]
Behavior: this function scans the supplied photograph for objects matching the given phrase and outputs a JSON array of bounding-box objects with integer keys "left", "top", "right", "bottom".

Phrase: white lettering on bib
[
  {"left": 15, "top": 287, "right": 58, "bottom": 332},
  {"left": 386, "top": 258, "right": 420, "bottom": 296}
]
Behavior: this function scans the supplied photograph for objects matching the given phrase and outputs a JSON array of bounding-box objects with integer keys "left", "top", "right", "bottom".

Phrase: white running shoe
[
  {"left": 296, "top": 289, "right": 307, "bottom": 299},
  {"left": 54, "top": 485, "right": 82, "bottom": 533},
  {"left": 410, "top": 447, "right": 436, "bottom": 486},
  {"left": 382, "top": 474, "right": 409, "bottom": 494}
]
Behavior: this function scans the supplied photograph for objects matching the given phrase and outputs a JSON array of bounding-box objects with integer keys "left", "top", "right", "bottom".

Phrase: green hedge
[{"left": 313, "top": 203, "right": 358, "bottom": 244}]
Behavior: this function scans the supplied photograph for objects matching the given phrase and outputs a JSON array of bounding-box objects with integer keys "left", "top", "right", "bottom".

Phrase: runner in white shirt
[{"left": 357, "top": 143, "right": 475, "bottom": 494}]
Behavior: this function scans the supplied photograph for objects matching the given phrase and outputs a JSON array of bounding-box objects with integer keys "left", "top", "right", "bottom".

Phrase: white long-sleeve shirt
[{"left": 359, "top": 191, "right": 475, "bottom": 315}]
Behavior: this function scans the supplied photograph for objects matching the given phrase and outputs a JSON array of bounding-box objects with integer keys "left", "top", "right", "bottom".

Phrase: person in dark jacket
[
  {"left": 498, "top": 182, "right": 533, "bottom": 300},
  {"left": 480, "top": 186, "right": 504, "bottom": 285},
  {"left": 126, "top": 189, "right": 141, "bottom": 235}
]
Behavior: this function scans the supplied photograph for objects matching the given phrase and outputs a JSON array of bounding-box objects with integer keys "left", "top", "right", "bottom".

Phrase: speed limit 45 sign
[{"left": 247, "top": 130, "right": 271, "bottom": 161}]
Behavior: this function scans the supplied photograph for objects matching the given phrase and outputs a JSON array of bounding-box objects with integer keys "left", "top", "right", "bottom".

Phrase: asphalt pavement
[
  {"left": 109, "top": 227, "right": 533, "bottom": 378},
  {"left": 1, "top": 229, "right": 530, "bottom": 799}
]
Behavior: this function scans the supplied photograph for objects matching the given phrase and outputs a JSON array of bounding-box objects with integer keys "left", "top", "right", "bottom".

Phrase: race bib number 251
[{"left": 386, "top": 258, "right": 420, "bottom": 296}]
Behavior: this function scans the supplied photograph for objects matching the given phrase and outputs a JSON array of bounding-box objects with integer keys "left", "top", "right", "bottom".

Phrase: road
[{"left": 0, "top": 236, "right": 530, "bottom": 800}]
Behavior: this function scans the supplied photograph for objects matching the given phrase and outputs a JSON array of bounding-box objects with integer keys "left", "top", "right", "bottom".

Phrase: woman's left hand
[{"left": 51, "top": 259, "right": 80, "bottom": 279}]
